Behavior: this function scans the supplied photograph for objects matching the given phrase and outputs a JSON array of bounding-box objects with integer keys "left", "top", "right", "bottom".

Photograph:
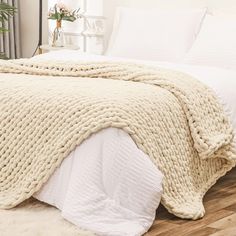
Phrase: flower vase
[{"left": 52, "top": 21, "right": 65, "bottom": 47}]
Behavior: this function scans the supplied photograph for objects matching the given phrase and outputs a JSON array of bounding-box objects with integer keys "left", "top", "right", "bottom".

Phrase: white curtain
[{"left": 0, "top": 0, "right": 21, "bottom": 59}]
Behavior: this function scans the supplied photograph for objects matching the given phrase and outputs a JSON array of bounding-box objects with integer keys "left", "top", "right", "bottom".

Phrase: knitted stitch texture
[{"left": 0, "top": 59, "right": 235, "bottom": 220}]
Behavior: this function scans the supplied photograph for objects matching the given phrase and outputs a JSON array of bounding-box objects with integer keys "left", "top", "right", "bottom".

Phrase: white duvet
[{"left": 33, "top": 51, "right": 236, "bottom": 236}]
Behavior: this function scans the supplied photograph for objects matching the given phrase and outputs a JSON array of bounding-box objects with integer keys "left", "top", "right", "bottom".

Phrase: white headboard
[{"left": 103, "top": 0, "right": 236, "bottom": 49}]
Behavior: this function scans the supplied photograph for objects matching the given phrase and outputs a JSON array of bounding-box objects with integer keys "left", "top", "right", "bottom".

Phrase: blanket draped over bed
[{"left": 0, "top": 59, "right": 235, "bottom": 220}]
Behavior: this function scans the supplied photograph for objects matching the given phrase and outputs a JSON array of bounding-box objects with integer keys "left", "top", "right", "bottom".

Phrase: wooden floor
[{"left": 146, "top": 168, "right": 236, "bottom": 236}]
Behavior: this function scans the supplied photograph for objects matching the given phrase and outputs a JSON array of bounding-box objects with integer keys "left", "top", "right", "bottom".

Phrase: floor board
[{"left": 147, "top": 168, "right": 236, "bottom": 236}]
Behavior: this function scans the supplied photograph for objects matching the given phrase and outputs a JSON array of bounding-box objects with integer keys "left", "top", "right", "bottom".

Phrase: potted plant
[
  {"left": 48, "top": 2, "right": 82, "bottom": 47},
  {"left": 0, "top": 2, "right": 16, "bottom": 59}
]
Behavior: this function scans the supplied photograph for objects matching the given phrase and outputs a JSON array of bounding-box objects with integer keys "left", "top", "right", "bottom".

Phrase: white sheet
[{"left": 33, "top": 51, "right": 236, "bottom": 236}]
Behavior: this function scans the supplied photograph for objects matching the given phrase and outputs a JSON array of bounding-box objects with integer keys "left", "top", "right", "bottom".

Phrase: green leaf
[
  {"left": 62, "top": 16, "right": 77, "bottom": 22},
  {"left": 0, "top": 52, "right": 8, "bottom": 60},
  {"left": 0, "top": 27, "right": 9, "bottom": 33},
  {"left": 0, "top": 2, "right": 16, "bottom": 34}
]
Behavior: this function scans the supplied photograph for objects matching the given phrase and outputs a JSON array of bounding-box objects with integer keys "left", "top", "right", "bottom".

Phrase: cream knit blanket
[{"left": 0, "top": 59, "right": 235, "bottom": 220}]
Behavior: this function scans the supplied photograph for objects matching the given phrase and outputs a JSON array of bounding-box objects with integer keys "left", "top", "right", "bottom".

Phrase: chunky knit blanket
[{"left": 0, "top": 59, "right": 235, "bottom": 220}]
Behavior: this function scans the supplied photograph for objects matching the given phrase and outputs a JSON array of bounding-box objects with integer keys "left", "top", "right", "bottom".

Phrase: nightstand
[{"left": 39, "top": 44, "right": 80, "bottom": 54}]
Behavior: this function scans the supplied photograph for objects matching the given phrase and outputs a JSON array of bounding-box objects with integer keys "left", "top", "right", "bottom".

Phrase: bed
[
  {"left": 1, "top": 1, "right": 236, "bottom": 236},
  {"left": 0, "top": 50, "right": 235, "bottom": 236},
  {"left": 34, "top": 50, "right": 236, "bottom": 234}
]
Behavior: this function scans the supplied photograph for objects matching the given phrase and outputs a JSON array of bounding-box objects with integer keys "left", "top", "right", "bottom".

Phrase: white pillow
[
  {"left": 185, "top": 15, "right": 236, "bottom": 70},
  {"left": 106, "top": 7, "right": 206, "bottom": 62}
]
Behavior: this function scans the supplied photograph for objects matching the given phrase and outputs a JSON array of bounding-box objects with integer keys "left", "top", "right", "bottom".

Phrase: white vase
[{"left": 52, "top": 21, "right": 65, "bottom": 47}]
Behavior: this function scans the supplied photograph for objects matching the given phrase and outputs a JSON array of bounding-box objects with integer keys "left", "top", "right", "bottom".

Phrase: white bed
[
  {"left": 7, "top": 1, "right": 236, "bottom": 235},
  {"left": 32, "top": 50, "right": 236, "bottom": 236}
]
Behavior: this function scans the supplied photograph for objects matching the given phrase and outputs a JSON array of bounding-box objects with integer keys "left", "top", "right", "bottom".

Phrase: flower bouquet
[{"left": 48, "top": 2, "right": 82, "bottom": 47}]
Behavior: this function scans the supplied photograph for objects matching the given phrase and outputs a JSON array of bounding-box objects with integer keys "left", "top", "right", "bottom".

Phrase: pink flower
[
  {"left": 48, "top": 2, "right": 81, "bottom": 22},
  {"left": 57, "top": 2, "right": 66, "bottom": 9}
]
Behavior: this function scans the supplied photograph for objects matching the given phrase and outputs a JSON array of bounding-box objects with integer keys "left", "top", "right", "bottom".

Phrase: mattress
[{"left": 33, "top": 50, "right": 236, "bottom": 236}]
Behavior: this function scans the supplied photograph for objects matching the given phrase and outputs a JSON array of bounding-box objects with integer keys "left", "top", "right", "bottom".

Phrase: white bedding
[{"left": 34, "top": 51, "right": 236, "bottom": 236}]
